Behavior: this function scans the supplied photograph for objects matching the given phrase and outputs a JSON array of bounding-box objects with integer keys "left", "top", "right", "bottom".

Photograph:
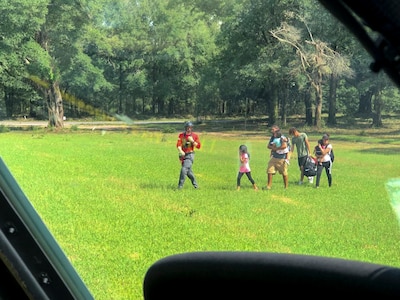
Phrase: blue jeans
[{"left": 178, "top": 153, "right": 198, "bottom": 188}]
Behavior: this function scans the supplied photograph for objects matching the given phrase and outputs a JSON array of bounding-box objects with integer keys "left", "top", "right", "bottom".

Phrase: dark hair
[
  {"left": 239, "top": 145, "right": 248, "bottom": 153},
  {"left": 270, "top": 125, "right": 280, "bottom": 131},
  {"left": 322, "top": 134, "right": 330, "bottom": 140},
  {"left": 239, "top": 145, "right": 250, "bottom": 158},
  {"left": 288, "top": 127, "right": 297, "bottom": 135}
]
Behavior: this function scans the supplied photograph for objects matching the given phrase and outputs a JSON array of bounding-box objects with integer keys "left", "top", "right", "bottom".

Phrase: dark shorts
[{"left": 298, "top": 156, "right": 308, "bottom": 168}]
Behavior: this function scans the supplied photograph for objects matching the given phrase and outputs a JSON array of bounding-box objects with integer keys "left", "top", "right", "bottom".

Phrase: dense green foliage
[
  {"left": 1, "top": 0, "right": 400, "bottom": 127},
  {"left": 0, "top": 128, "right": 399, "bottom": 299}
]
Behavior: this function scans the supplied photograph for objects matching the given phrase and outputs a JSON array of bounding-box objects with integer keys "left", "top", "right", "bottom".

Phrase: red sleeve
[
  {"left": 176, "top": 133, "right": 184, "bottom": 147},
  {"left": 192, "top": 133, "right": 201, "bottom": 149}
]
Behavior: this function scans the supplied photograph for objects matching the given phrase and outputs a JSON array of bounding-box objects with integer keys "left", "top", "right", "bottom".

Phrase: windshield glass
[{"left": 1, "top": 1, "right": 400, "bottom": 299}]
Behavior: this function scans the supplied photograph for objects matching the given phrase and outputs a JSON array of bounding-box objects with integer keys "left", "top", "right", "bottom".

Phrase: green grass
[{"left": 0, "top": 129, "right": 400, "bottom": 299}]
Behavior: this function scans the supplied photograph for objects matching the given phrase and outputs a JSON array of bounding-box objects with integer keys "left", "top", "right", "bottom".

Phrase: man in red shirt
[{"left": 176, "top": 121, "right": 201, "bottom": 189}]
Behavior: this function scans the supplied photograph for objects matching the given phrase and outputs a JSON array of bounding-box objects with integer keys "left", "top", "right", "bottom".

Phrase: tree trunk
[
  {"left": 372, "top": 88, "right": 383, "bottom": 127},
  {"left": 358, "top": 91, "right": 373, "bottom": 114},
  {"left": 119, "top": 63, "right": 123, "bottom": 114},
  {"left": 268, "top": 87, "right": 278, "bottom": 126},
  {"left": 280, "top": 82, "right": 288, "bottom": 126},
  {"left": 4, "top": 88, "right": 14, "bottom": 118},
  {"left": 327, "top": 74, "right": 337, "bottom": 125},
  {"left": 313, "top": 71, "right": 323, "bottom": 128},
  {"left": 47, "top": 81, "right": 64, "bottom": 128},
  {"left": 304, "top": 83, "right": 313, "bottom": 126}
]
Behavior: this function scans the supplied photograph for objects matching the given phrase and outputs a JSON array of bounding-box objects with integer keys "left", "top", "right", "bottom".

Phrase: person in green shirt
[{"left": 288, "top": 127, "right": 313, "bottom": 185}]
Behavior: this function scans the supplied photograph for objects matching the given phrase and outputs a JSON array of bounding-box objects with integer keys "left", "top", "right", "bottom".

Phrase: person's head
[
  {"left": 270, "top": 125, "right": 280, "bottom": 135},
  {"left": 184, "top": 121, "right": 194, "bottom": 134},
  {"left": 274, "top": 130, "right": 282, "bottom": 138},
  {"left": 288, "top": 127, "right": 297, "bottom": 136},
  {"left": 322, "top": 134, "right": 330, "bottom": 144},
  {"left": 239, "top": 145, "right": 248, "bottom": 154}
]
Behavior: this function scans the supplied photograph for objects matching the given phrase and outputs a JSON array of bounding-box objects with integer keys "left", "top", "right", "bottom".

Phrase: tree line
[{"left": 1, "top": 0, "right": 399, "bottom": 128}]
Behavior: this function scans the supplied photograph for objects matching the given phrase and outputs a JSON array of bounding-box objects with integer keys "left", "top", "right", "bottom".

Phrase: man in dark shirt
[{"left": 265, "top": 125, "right": 289, "bottom": 190}]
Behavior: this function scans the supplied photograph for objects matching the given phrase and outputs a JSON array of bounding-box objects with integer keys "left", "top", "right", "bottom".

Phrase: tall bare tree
[{"left": 271, "top": 20, "right": 353, "bottom": 128}]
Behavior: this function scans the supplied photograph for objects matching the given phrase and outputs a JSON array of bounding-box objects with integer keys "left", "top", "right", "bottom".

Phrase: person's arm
[
  {"left": 320, "top": 145, "right": 329, "bottom": 155},
  {"left": 305, "top": 138, "right": 311, "bottom": 155},
  {"left": 327, "top": 144, "right": 333, "bottom": 156},
  {"left": 177, "top": 146, "right": 185, "bottom": 156},
  {"left": 267, "top": 142, "right": 275, "bottom": 150},
  {"left": 267, "top": 136, "right": 275, "bottom": 150},
  {"left": 269, "top": 138, "right": 286, "bottom": 151},
  {"left": 278, "top": 139, "right": 287, "bottom": 150},
  {"left": 177, "top": 135, "right": 185, "bottom": 156},
  {"left": 289, "top": 139, "right": 295, "bottom": 156},
  {"left": 187, "top": 134, "right": 201, "bottom": 149}
]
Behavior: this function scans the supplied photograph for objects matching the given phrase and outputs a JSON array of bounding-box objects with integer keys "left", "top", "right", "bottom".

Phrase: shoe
[
  {"left": 262, "top": 186, "right": 271, "bottom": 190},
  {"left": 298, "top": 181, "right": 303, "bottom": 185},
  {"left": 237, "top": 186, "right": 240, "bottom": 191},
  {"left": 194, "top": 185, "right": 198, "bottom": 189},
  {"left": 308, "top": 177, "right": 314, "bottom": 183},
  {"left": 315, "top": 186, "right": 319, "bottom": 189},
  {"left": 253, "top": 184, "right": 258, "bottom": 190}
]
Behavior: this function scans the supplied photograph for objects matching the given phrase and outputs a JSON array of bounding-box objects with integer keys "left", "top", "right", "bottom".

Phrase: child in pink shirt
[{"left": 237, "top": 145, "right": 258, "bottom": 191}]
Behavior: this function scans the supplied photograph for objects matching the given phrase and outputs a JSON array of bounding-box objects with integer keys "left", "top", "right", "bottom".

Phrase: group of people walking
[
  {"left": 286, "top": 127, "right": 333, "bottom": 189},
  {"left": 175, "top": 121, "right": 333, "bottom": 190}
]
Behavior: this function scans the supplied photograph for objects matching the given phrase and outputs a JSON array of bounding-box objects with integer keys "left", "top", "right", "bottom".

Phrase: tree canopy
[{"left": 0, "top": 0, "right": 398, "bottom": 128}]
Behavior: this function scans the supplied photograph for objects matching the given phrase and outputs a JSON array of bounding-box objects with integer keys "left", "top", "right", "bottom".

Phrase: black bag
[
  {"left": 303, "top": 156, "right": 317, "bottom": 177},
  {"left": 330, "top": 148, "right": 335, "bottom": 163}
]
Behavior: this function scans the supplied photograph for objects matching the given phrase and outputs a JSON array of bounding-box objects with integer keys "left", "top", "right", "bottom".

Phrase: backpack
[
  {"left": 303, "top": 156, "right": 317, "bottom": 177},
  {"left": 329, "top": 147, "right": 334, "bottom": 163}
]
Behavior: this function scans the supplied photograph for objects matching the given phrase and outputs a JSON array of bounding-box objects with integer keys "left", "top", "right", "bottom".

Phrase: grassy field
[{"left": 0, "top": 124, "right": 399, "bottom": 299}]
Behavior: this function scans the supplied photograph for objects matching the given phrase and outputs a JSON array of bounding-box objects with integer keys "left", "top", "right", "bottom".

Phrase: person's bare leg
[
  {"left": 300, "top": 166, "right": 305, "bottom": 182},
  {"left": 267, "top": 173, "right": 273, "bottom": 189},
  {"left": 283, "top": 175, "right": 288, "bottom": 189}
]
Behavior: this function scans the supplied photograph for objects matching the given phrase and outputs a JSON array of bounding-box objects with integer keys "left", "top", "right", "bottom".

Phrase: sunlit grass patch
[{"left": 0, "top": 130, "right": 399, "bottom": 299}]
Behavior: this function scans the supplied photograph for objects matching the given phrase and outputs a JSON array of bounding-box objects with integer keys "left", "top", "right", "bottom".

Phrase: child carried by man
[{"left": 270, "top": 130, "right": 291, "bottom": 165}]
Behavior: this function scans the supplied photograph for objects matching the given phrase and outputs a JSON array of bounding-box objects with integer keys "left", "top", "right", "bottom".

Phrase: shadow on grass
[{"left": 358, "top": 147, "right": 400, "bottom": 155}]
